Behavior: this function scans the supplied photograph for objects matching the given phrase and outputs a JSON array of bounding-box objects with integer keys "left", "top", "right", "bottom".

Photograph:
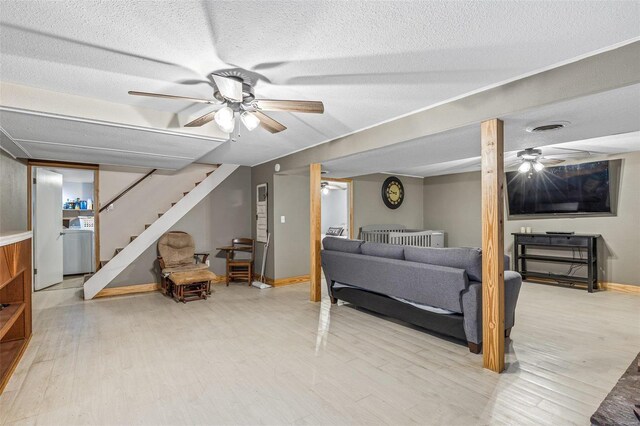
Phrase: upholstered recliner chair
[{"left": 157, "top": 231, "right": 210, "bottom": 297}]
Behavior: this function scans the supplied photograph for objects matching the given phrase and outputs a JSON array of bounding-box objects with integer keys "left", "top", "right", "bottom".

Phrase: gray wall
[
  {"left": 251, "top": 162, "right": 275, "bottom": 279},
  {"left": 109, "top": 167, "right": 252, "bottom": 287},
  {"left": 0, "top": 150, "right": 28, "bottom": 233},
  {"left": 353, "top": 174, "right": 424, "bottom": 236},
  {"left": 273, "top": 174, "right": 310, "bottom": 279},
  {"left": 247, "top": 170, "right": 427, "bottom": 280},
  {"left": 423, "top": 152, "right": 640, "bottom": 286}
]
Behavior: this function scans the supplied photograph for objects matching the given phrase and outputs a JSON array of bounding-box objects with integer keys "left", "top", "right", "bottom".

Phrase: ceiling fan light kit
[
  {"left": 214, "top": 106, "right": 235, "bottom": 133},
  {"left": 518, "top": 160, "right": 532, "bottom": 173},
  {"left": 240, "top": 111, "right": 260, "bottom": 131},
  {"left": 129, "top": 72, "right": 324, "bottom": 138},
  {"left": 516, "top": 147, "right": 547, "bottom": 174}
]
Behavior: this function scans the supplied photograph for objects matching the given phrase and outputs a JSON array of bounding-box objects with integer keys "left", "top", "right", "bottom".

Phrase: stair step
[
  {"left": 130, "top": 236, "right": 137, "bottom": 242},
  {"left": 171, "top": 202, "right": 177, "bottom": 207},
  {"left": 145, "top": 224, "right": 151, "bottom": 229},
  {"left": 100, "top": 260, "right": 109, "bottom": 268},
  {"left": 183, "top": 192, "right": 189, "bottom": 196},
  {"left": 195, "top": 181, "right": 201, "bottom": 186},
  {"left": 206, "top": 171, "right": 214, "bottom": 176},
  {"left": 115, "top": 248, "right": 123, "bottom": 255},
  {"left": 158, "top": 213, "right": 163, "bottom": 218}
]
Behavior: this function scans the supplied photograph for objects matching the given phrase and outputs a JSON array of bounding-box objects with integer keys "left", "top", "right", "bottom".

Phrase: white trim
[
  {"left": 252, "top": 37, "right": 640, "bottom": 168},
  {"left": 0, "top": 231, "right": 33, "bottom": 247},
  {"left": 0, "top": 126, "right": 30, "bottom": 158},
  {"left": 83, "top": 164, "right": 239, "bottom": 300},
  {"left": 0, "top": 106, "right": 227, "bottom": 143},
  {"left": 0, "top": 144, "right": 17, "bottom": 159},
  {"left": 14, "top": 138, "right": 196, "bottom": 160}
]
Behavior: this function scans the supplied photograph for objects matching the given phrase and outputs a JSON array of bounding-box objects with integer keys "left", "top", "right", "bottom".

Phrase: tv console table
[{"left": 512, "top": 233, "right": 600, "bottom": 293}]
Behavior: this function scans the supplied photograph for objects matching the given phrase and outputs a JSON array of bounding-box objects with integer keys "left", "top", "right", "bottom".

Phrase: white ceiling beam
[{"left": 268, "top": 41, "right": 640, "bottom": 172}]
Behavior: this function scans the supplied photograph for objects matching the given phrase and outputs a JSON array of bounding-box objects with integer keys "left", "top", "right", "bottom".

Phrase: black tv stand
[{"left": 512, "top": 233, "right": 600, "bottom": 292}]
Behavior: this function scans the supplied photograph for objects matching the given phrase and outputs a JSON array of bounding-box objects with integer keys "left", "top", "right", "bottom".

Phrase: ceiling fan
[
  {"left": 128, "top": 72, "right": 324, "bottom": 137},
  {"left": 506, "top": 147, "right": 600, "bottom": 175}
]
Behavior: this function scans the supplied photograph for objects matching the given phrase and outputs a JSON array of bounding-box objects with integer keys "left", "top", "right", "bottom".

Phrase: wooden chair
[{"left": 225, "top": 238, "right": 255, "bottom": 286}]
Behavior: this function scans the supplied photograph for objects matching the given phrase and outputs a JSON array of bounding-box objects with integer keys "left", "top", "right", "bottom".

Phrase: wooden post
[
  {"left": 309, "top": 163, "right": 322, "bottom": 302},
  {"left": 481, "top": 118, "right": 505, "bottom": 373}
]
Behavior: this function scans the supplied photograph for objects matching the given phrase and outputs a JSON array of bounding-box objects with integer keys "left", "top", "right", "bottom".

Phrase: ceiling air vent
[{"left": 526, "top": 121, "right": 570, "bottom": 133}]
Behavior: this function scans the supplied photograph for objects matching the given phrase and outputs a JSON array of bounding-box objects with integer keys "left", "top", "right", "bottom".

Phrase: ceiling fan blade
[
  {"left": 253, "top": 111, "right": 287, "bottom": 133},
  {"left": 185, "top": 110, "right": 219, "bottom": 127},
  {"left": 543, "top": 152, "right": 594, "bottom": 159},
  {"left": 539, "top": 158, "right": 565, "bottom": 165},
  {"left": 504, "top": 161, "right": 522, "bottom": 169},
  {"left": 254, "top": 99, "right": 324, "bottom": 114},
  {"left": 552, "top": 147, "right": 607, "bottom": 155},
  {"left": 211, "top": 74, "right": 243, "bottom": 102},
  {"left": 128, "top": 90, "right": 217, "bottom": 104}
]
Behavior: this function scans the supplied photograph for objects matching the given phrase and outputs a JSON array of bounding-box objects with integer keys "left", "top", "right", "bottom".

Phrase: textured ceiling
[
  {"left": 322, "top": 84, "right": 640, "bottom": 178},
  {"left": 0, "top": 1, "right": 639, "bottom": 168}
]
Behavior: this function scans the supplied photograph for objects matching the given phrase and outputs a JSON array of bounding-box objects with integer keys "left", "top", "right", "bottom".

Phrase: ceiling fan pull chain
[{"left": 232, "top": 116, "right": 241, "bottom": 142}]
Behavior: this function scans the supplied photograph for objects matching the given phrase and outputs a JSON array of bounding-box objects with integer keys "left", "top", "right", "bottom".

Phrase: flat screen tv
[{"left": 506, "top": 160, "right": 612, "bottom": 216}]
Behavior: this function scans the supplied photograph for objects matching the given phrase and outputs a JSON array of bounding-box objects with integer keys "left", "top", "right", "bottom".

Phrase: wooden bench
[{"left": 168, "top": 270, "right": 217, "bottom": 303}]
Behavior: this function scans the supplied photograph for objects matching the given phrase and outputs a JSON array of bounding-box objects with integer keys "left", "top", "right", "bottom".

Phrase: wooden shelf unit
[{"left": 0, "top": 236, "right": 32, "bottom": 394}]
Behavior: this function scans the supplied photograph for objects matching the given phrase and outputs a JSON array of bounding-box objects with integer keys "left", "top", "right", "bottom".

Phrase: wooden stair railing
[{"left": 99, "top": 168, "right": 157, "bottom": 213}]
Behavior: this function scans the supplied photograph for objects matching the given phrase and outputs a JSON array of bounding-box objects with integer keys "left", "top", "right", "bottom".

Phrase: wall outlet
[
  {"left": 281, "top": 215, "right": 286, "bottom": 223},
  {"left": 205, "top": 259, "right": 210, "bottom": 267}
]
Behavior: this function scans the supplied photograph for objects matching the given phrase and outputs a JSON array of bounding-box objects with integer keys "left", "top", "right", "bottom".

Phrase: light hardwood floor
[{"left": 1, "top": 281, "right": 638, "bottom": 425}]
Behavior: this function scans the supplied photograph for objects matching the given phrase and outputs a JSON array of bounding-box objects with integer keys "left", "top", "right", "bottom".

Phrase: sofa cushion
[
  {"left": 323, "top": 237, "right": 364, "bottom": 254},
  {"left": 158, "top": 232, "right": 196, "bottom": 268},
  {"left": 404, "top": 246, "right": 483, "bottom": 281},
  {"left": 361, "top": 242, "right": 404, "bottom": 260}
]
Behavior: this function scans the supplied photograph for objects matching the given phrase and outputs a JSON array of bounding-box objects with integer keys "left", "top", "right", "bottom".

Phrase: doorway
[
  {"left": 28, "top": 161, "right": 100, "bottom": 291},
  {"left": 321, "top": 178, "right": 353, "bottom": 240}
]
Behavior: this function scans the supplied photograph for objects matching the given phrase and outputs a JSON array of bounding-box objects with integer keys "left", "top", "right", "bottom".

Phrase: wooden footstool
[{"left": 168, "top": 270, "right": 217, "bottom": 303}]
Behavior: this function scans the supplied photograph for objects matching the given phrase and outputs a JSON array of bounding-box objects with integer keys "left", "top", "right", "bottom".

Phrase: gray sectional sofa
[{"left": 321, "top": 237, "right": 522, "bottom": 353}]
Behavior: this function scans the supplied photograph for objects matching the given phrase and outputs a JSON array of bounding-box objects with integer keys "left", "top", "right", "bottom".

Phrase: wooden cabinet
[{"left": 0, "top": 234, "right": 32, "bottom": 394}]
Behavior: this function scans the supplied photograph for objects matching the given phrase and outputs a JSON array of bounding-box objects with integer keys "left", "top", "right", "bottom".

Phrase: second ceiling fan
[{"left": 129, "top": 72, "right": 324, "bottom": 136}]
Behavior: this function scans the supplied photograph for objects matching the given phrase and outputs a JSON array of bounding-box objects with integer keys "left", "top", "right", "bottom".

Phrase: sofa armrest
[
  {"left": 461, "top": 271, "right": 523, "bottom": 344},
  {"left": 504, "top": 271, "right": 522, "bottom": 330}
]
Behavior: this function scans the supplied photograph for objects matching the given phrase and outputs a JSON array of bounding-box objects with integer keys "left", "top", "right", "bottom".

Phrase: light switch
[{"left": 281, "top": 215, "right": 286, "bottom": 223}]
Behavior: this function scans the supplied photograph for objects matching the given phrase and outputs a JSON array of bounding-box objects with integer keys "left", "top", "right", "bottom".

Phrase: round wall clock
[{"left": 381, "top": 176, "right": 404, "bottom": 209}]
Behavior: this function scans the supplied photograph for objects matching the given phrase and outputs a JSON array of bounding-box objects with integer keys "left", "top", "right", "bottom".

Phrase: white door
[
  {"left": 34, "top": 168, "right": 63, "bottom": 290},
  {"left": 256, "top": 183, "right": 268, "bottom": 243}
]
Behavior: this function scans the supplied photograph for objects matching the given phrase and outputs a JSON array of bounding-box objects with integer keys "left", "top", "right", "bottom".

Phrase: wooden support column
[
  {"left": 481, "top": 118, "right": 505, "bottom": 373},
  {"left": 309, "top": 163, "right": 322, "bottom": 302}
]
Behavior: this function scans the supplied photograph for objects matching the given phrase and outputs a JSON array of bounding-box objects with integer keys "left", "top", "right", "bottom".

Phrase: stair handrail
[{"left": 99, "top": 169, "right": 157, "bottom": 213}]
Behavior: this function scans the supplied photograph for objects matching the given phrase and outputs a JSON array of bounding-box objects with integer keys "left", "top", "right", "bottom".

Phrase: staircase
[{"left": 84, "top": 164, "right": 240, "bottom": 300}]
